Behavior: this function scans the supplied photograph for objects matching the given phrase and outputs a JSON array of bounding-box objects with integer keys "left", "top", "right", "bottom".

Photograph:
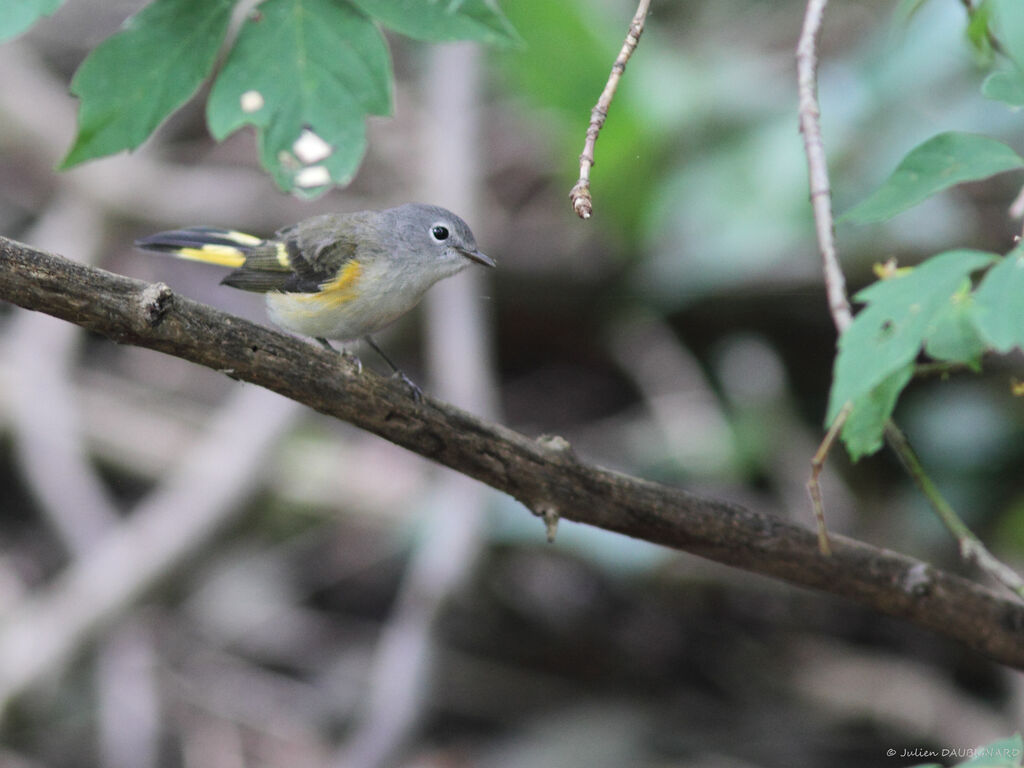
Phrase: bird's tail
[{"left": 134, "top": 227, "right": 266, "bottom": 268}]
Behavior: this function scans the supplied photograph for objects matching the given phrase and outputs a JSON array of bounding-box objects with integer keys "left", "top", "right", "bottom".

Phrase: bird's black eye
[{"left": 430, "top": 224, "right": 450, "bottom": 241}]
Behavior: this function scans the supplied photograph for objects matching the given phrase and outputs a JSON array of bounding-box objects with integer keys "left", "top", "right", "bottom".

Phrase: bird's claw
[{"left": 395, "top": 371, "right": 423, "bottom": 402}]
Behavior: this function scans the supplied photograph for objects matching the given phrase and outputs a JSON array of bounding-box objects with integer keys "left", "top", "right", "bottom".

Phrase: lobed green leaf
[
  {"left": 60, "top": 0, "right": 234, "bottom": 169},
  {"left": 207, "top": 0, "right": 392, "bottom": 195},
  {"left": 826, "top": 250, "right": 998, "bottom": 458}
]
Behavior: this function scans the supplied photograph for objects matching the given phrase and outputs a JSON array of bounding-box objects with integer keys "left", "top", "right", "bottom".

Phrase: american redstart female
[{"left": 136, "top": 203, "right": 494, "bottom": 399}]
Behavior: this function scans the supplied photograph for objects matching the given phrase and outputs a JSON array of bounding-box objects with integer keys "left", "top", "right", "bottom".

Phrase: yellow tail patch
[
  {"left": 175, "top": 244, "right": 248, "bottom": 268},
  {"left": 220, "top": 230, "right": 263, "bottom": 246}
]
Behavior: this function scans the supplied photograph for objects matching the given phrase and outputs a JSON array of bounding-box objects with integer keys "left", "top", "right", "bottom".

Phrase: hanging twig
[{"left": 569, "top": 0, "right": 652, "bottom": 219}]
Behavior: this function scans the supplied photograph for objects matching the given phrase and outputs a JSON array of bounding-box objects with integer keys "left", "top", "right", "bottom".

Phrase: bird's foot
[{"left": 393, "top": 371, "right": 423, "bottom": 403}]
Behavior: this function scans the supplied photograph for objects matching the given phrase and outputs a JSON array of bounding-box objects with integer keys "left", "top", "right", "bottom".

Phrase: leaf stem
[
  {"left": 807, "top": 401, "right": 851, "bottom": 556},
  {"left": 884, "top": 422, "right": 1024, "bottom": 598}
]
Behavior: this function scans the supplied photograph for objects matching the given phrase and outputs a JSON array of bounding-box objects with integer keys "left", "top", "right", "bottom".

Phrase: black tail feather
[{"left": 134, "top": 228, "right": 261, "bottom": 254}]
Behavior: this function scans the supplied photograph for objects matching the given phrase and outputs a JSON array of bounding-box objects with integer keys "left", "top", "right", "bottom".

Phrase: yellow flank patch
[
  {"left": 275, "top": 242, "right": 291, "bottom": 268},
  {"left": 292, "top": 260, "right": 362, "bottom": 311},
  {"left": 176, "top": 244, "right": 247, "bottom": 268}
]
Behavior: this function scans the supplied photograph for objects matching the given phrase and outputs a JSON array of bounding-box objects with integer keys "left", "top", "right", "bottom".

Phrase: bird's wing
[
  {"left": 220, "top": 213, "right": 367, "bottom": 294},
  {"left": 273, "top": 213, "right": 368, "bottom": 293}
]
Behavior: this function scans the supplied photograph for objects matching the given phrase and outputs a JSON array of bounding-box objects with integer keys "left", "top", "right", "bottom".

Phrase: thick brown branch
[{"left": 2, "top": 236, "right": 1023, "bottom": 669}]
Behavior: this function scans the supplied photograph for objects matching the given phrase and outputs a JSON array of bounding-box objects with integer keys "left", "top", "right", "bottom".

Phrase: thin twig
[
  {"left": 806, "top": 402, "right": 851, "bottom": 556},
  {"left": 796, "top": 0, "right": 851, "bottom": 549},
  {"left": 569, "top": 0, "right": 651, "bottom": 219},
  {"left": 885, "top": 423, "right": 1024, "bottom": 598},
  {"left": 796, "top": 0, "right": 852, "bottom": 335}
]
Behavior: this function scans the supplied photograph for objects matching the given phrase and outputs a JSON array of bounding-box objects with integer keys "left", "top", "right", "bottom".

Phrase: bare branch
[
  {"left": 796, "top": 0, "right": 852, "bottom": 334},
  {"left": 1, "top": 236, "right": 1023, "bottom": 669},
  {"left": 569, "top": 0, "right": 651, "bottom": 219}
]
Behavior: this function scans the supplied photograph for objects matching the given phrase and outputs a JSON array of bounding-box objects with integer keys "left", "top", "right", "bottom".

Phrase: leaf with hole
[
  {"left": 206, "top": 0, "right": 392, "bottom": 195},
  {"left": 826, "top": 250, "right": 998, "bottom": 459}
]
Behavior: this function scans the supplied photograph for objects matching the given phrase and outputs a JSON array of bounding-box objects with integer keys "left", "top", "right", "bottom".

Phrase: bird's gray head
[{"left": 387, "top": 203, "right": 495, "bottom": 271}]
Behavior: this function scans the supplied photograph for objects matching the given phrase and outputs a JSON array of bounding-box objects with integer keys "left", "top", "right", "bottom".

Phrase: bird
[{"left": 135, "top": 203, "right": 495, "bottom": 400}]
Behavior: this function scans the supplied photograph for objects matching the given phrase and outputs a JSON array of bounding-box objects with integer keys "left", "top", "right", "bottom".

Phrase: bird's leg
[
  {"left": 363, "top": 336, "right": 423, "bottom": 402},
  {"left": 316, "top": 337, "right": 362, "bottom": 374}
]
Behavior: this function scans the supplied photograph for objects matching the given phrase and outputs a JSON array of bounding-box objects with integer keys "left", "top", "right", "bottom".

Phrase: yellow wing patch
[
  {"left": 175, "top": 244, "right": 247, "bottom": 268},
  {"left": 290, "top": 260, "right": 363, "bottom": 312},
  {"left": 275, "top": 242, "right": 291, "bottom": 268}
]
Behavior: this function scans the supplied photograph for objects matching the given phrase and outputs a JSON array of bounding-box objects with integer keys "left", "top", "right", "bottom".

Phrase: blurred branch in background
[
  {"left": 0, "top": 376, "right": 301, "bottom": 711},
  {"left": 5, "top": 193, "right": 116, "bottom": 552},
  {"left": 3, "top": 192, "right": 162, "bottom": 768},
  {"left": 333, "top": 42, "right": 498, "bottom": 768},
  {"left": 1, "top": 237, "right": 1022, "bottom": 672},
  {"left": 0, "top": 42, "right": 292, "bottom": 230}
]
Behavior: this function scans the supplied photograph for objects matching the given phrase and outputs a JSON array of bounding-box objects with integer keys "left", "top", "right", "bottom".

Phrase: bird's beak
[{"left": 460, "top": 248, "right": 496, "bottom": 268}]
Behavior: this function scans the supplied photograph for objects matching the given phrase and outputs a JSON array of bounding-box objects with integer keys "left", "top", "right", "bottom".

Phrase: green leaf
[
  {"left": 950, "top": 734, "right": 1024, "bottom": 767},
  {"left": 990, "top": 0, "right": 1024, "bottom": 72},
  {"left": 842, "top": 132, "right": 1024, "bottom": 224},
  {"left": 207, "top": 0, "right": 392, "bottom": 195},
  {"left": 348, "top": 0, "right": 520, "bottom": 46},
  {"left": 982, "top": 68, "right": 1024, "bottom": 106},
  {"left": 966, "top": 0, "right": 996, "bottom": 60},
  {"left": 972, "top": 248, "right": 1024, "bottom": 353},
  {"left": 60, "top": 0, "right": 234, "bottom": 169},
  {"left": 0, "top": 0, "right": 64, "bottom": 42},
  {"left": 893, "top": 0, "right": 936, "bottom": 29},
  {"left": 839, "top": 364, "right": 915, "bottom": 461},
  {"left": 826, "top": 249, "right": 998, "bottom": 428},
  {"left": 923, "top": 282, "right": 987, "bottom": 365}
]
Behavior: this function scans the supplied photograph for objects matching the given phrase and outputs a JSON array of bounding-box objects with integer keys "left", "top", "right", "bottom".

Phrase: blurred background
[{"left": 0, "top": 0, "right": 1023, "bottom": 766}]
